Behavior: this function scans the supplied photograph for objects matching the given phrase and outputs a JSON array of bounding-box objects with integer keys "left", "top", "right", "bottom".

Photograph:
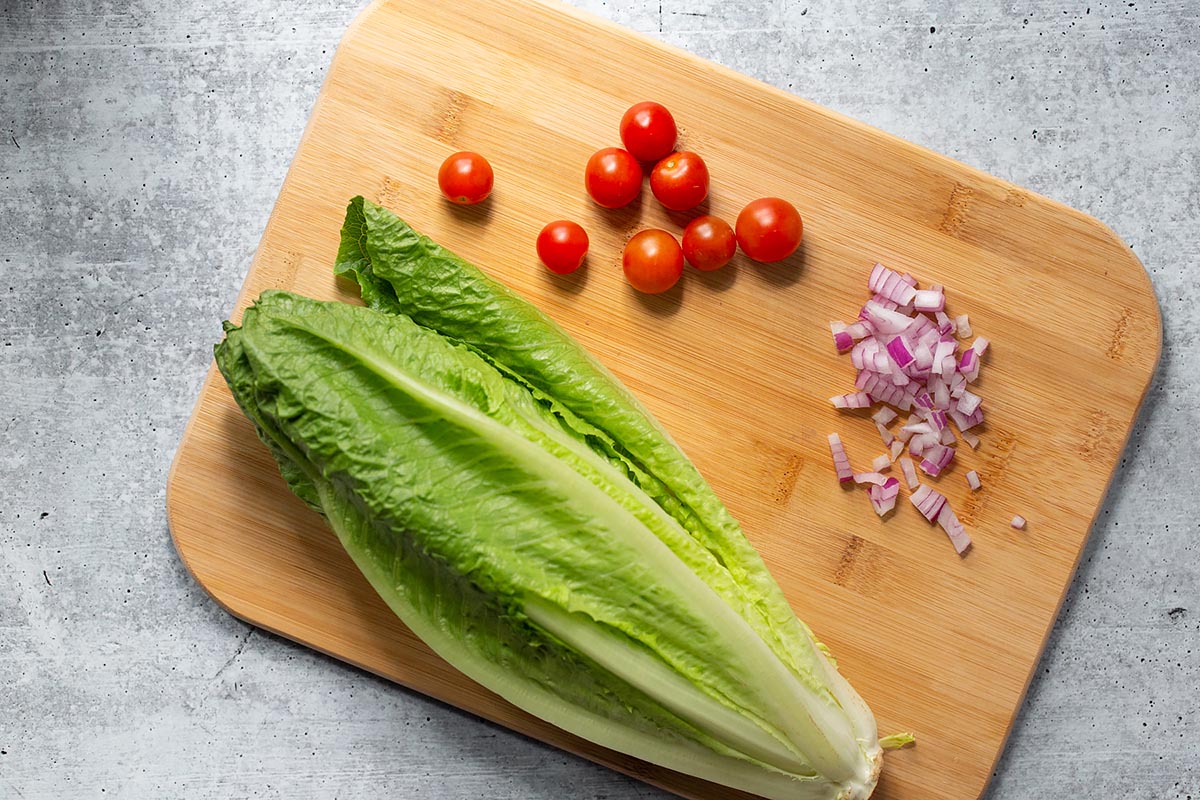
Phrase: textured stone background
[{"left": 1, "top": 1, "right": 1197, "bottom": 798}]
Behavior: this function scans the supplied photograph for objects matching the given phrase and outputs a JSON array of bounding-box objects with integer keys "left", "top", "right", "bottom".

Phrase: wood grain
[{"left": 165, "top": 0, "right": 1161, "bottom": 797}]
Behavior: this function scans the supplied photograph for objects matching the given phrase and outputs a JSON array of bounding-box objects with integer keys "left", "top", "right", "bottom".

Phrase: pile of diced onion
[{"left": 826, "top": 263, "right": 1017, "bottom": 555}]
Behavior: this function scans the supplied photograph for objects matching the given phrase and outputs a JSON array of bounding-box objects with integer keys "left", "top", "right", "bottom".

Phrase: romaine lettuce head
[{"left": 213, "top": 199, "right": 888, "bottom": 799}]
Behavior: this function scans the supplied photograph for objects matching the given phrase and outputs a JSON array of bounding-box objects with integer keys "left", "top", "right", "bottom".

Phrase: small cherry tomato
[
  {"left": 681, "top": 215, "right": 736, "bottom": 271},
  {"left": 619, "top": 101, "right": 678, "bottom": 162},
  {"left": 735, "top": 197, "right": 803, "bottom": 262},
  {"left": 536, "top": 220, "right": 589, "bottom": 274},
  {"left": 649, "top": 151, "right": 709, "bottom": 211},
  {"left": 623, "top": 229, "right": 684, "bottom": 294},
  {"left": 437, "top": 151, "right": 494, "bottom": 205},
  {"left": 584, "top": 147, "right": 643, "bottom": 208}
]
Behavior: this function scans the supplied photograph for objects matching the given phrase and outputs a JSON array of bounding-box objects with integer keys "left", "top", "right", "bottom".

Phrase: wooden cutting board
[{"left": 166, "top": 0, "right": 1161, "bottom": 797}]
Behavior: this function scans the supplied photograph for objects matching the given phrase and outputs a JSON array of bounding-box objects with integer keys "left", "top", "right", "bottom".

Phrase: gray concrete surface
[{"left": 1, "top": 0, "right": 1197, "bottom": 797}]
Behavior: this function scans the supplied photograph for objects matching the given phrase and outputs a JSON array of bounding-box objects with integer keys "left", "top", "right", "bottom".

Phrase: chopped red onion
[
  {"left": 938, "top": 505, "right": 972, "bottom": 555},
  {"left": 831, "top": 392, "right": 872, "bottom": 410},
  {"left": 912, "top": 289, "right": 945, "bottom": 313},
  {"left": 869, "top": 263, "right": 918, "bottom": 305},
  {"left": 955, "top": 314, "right": 972, "bottom": 338},
  {"left": 868, "top": 477, "right": 901, "bottom": 516},
  {"left": 845, "top": 321, "right": 870, "bottom": 340},
  {"left": 910, "top": 483, "right": 947, "bottom": 522},
  {"left": 861, "top": 300, "right": 912, "bottom": 335},
  {"left": 872, "top": 407, "right": 898, "bottom": 426},
  {"left": 956, "top": 390, "right": 982, "bottom": 416},
  {"left": 886, "top": 335, "right": 915, "bottom": 368},
  {"left": 949, "top": 406, "right": 984, "bottom": 431},
  {"left": 876, "top": 422, "right": 895, "bottom": 446},
  {"left": 959, "top": 348, "right": 980, "bottom": 382},
  {"left": 919, "top": 443, "right": 955, "bottom": 477},
  {"left": 899, "top": 456, "right": 919, "bottom": 489},
  {"left": 828, "top": 433, "right": 854, "bottom": 484},
  {"left": 1011, "top": 515, "right": 1027, "bottom": 530},
  {"left": 949, "top": 371, "right": 967, "bottom": 398},
  {"left": 827, "top": 265, "right": 992, "bottom": 555}
]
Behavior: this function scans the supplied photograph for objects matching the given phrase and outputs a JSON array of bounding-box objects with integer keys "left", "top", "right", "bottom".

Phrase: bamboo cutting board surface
[{"left": 166, "top": 1, "right": 1161, "bottom": 798}]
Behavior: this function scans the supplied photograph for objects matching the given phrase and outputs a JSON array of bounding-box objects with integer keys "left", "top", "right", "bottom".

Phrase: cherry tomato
[
  {"left": 735, "top": 197, "right": 803, "bottom": 262},
  {"left": 536, "top": 220, "right": 589, "bottom": 275},
  {"left": 649, "top": 151, "right": 709, "bottom": 211},
  {"left": 681, "top": 215, "right": 736, "bottom": 271},
  {"left": 437, "top": 151, "right": 493, "bottom": 205},
  {"left": 619, "top": 101, "right": 678, "bottom": 162},
  {"left": 622, "top": 229, "right": 684, "bottom": 294},
  {"left": 584, "top": 147, "right": 642, "bottom": 209}
]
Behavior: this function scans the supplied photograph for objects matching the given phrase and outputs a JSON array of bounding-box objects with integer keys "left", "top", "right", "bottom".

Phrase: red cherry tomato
[
  {"left": 622, "top": 229, "right": 684, "bottom": 294},
  {"left": 585, "top": 147, "right": 642, "bottom": 209},
  {"left": 437, "top": 151, "right": 494, "bottom": 205},
  {"left": 735, "top": 198, "right": 803, "bottom": 262},
  {"left": 619, "top": 101, "right": 678, "bottom": 162},
  {"left": 681, "top": 215, "right": 736, "bottom": 271},
  {"left": 649, "top": 151, "right": 709, "bottom": 211},
  {"left": 536, "top": 221, "right": 589, "bottom": 275}
]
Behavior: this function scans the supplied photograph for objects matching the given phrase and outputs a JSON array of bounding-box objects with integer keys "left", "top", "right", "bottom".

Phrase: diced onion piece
[
  {"left": 918, "top": 443, "right": 955, "bottom": 477},
  {"left": 973, "top": 336, "right": 990, "bottom": 356},
  {"left": 872, "top": 454, "right": 892, "bottom": 472},
  {"left": 899, "top": 456, "right": 919, "bottom": 489},
  {"left": 938, "top": 505, "right": 973, "bottom": 555},
  {"left": 955, "top": 314, "right": 973, "bottom": 338},
  {"left": 934, "top": 310, "right": 956, "bottom": 336},
  {"left": 912, "top": 289, "right": 945, "bottom": 312},
  {"left": 828, "top": 433, "right": 854, "bottom": 484},
  {"left": 959, "top": 348, "right": 980, "bottom": 382},
  {"left": 890, "top": 439, "right": 905, "bottom": 460},
  {"left": 960, "top": 429, "right": 981, "bottom": 449},
  {"left": 868, "top": 263, "right": 918, "bottom": 305},
  {"left": 872, "top": 407, "right": 898, "bottom": 426},
  {"left": 909, "top": 483, "right": 947, "bottom": 522},
  {"left": 876, "top": 422, "right": 895, "bottom": 446},
  {"left": 938, "top": 425, "right": 956, "bottom": 445},
  {"left": 966, "top": 470, "right": 981, "bottom": 491},
  {"left": 956, "top": 390, "right": 982, "bottom": 416},
  {"left": 868, "top": 477, "right": 901, "bottom": 516},
  {"left": 860, "top": 300, "right": 913, "bottom": 335},
  {"left": 1011, "top": 515, "right": 1027, "bottom": 530},
  {"left": 833, "top": 330, "right": 854, "bottom": 352},
  {"left": 853, "top": 471, "right": 889, "bottom": 485},
  {"left": 831, "top": 392, "right": 872, "bottom": 410}
]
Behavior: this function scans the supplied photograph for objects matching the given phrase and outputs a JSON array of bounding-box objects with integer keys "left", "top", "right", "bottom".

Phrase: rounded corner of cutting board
[
  {"left": 1074, "top": 209, "right": 1163, "bottom": 360},
  {"left": 165, "top": 373, "right": 259, "bottom": 628}
]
